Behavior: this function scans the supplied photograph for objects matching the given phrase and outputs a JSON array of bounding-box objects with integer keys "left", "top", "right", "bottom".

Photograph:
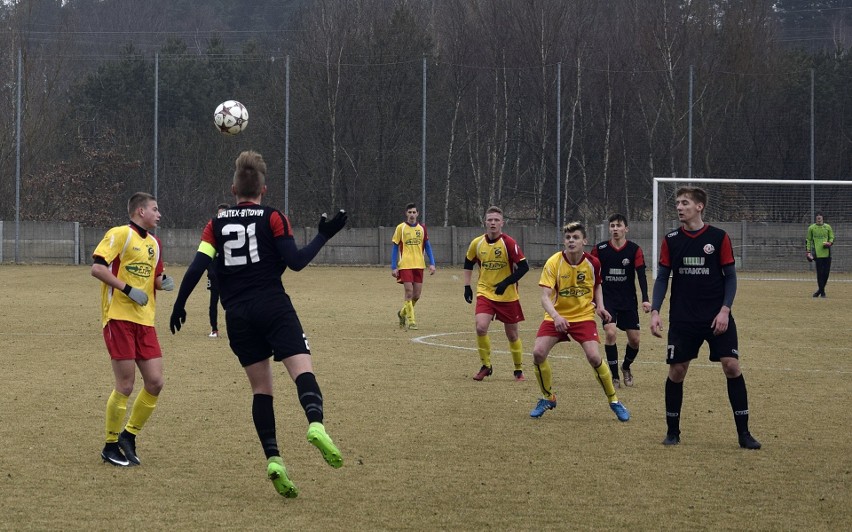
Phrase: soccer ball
[{"left": 213, "top": 100, "right": 249, "bottom": 135}]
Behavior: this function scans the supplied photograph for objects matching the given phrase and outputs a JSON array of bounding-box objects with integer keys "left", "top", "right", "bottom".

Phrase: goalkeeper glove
[
  {"left": 464, "top": 285, "right": 473, "bottom": 304},
  {"left": 824, "top": 241, "right": 833, "bottom": 248},
  {"left": 122, "top": 284, "right": 148, "bottom": 306},
  {"left": 318, "top": 210, "right": 348, "bottom": 239},
  {"left": 160, "top": 274, "right": 175, "bottom": 291},
  {"left": 806, "top": 252, "right": 814, "bottom": 262}
]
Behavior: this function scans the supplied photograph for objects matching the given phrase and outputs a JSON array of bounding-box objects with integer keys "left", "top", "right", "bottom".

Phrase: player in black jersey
[
  {"left": 169, "top": 150, "right": 349, "bottom": 496},
  {"left": 650, "top": 186, "right": 760, "bottom": 449},
  {"left": 591, "top": 214, "right": 650, "bottom": 388}
]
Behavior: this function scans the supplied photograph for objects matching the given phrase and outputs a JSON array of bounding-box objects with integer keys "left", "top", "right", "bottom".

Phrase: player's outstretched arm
[
  {"left": 170, "top": 251, "right": 211, "bottom": 334},
  {"left": 276, "top": 210, "right": 348, "bottom": 271}
]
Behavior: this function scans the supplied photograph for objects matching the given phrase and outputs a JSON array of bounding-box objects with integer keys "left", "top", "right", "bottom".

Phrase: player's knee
[
  {"left": 475, "top": 324, "right": 489, "bottom": 336},
  {"left": 144, "top": 378, "right": 164, "bottom": 395},
  {"left": 532, "top": 351, "right": 547, "bottom": 365}
]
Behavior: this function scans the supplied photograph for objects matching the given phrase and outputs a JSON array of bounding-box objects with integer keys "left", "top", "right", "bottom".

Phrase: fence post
[
  {"left": 74, "top": 222, "right": 80, "bottom": 265},
  {"left": 378, "top": 226, "right": 385, "bottom": 265},
  {"left": 740, "top": 220, "right": 747, "bottom": 270},
  {"left": 451, "top": 226, "right": 458, "bottom": 265}
]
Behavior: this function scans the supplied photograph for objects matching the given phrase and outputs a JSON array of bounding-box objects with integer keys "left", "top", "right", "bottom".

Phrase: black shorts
[
  {"left": 606, "top": 308, "right": 640, "bottom": 331},
  {"left": 665, "top": 317, "right": 739, "bottom": 364},
  {"left": 225, "top": 295, "right": 311, "bottom": 367}
]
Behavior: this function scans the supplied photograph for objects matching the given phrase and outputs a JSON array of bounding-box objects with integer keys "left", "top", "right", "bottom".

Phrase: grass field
[{"left": 1, "top": 265, "right": 850, "bottom": 531}]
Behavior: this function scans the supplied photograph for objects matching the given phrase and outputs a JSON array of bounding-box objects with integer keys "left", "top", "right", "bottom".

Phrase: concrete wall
[{"left": 1, "top": 219, "right": 845, "bottom": 273}]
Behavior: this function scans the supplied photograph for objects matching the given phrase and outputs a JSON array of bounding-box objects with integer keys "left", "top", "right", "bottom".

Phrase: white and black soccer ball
[{"left": 213, "top": 100, "right": 249, "bottom": 135}]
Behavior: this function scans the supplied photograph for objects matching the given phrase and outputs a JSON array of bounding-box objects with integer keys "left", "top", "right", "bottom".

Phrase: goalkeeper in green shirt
[{"left": 806, "top": 212, "right": 835, "bottom": 298}]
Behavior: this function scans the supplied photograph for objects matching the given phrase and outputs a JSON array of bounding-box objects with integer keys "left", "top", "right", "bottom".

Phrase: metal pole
[
  {"left": 688, "top": 65, "right": 693, "bottom": 181},
  {"left": 556, "top": 62, "right": 562, "bottom": 243},
  {"left": 285, "top": 55, "right": 290, "bottom": 215},
  {"left": 153, "top": 52, "right": 159, "bottom": 200},
  {"left": 421, "top": 55, "right": 427, "bottom": 224},
  {"left": 15, "top": 48, "right": 22, "bottom": 263},
  {"left": 810, "top": 68, "right": 815, "bottom": 219}
]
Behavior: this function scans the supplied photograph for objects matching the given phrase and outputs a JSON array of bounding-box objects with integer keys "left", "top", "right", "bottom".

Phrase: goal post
[{"left": 652, "top": 178, "right": 851, "bottom": 281}]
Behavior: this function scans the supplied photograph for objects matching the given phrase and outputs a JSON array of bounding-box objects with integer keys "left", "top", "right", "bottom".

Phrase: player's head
[
  {"left": 608, "top": 213, "right": 628, "bottom": 226},
  {"left": 608, "top": 213, "right": 628, "bottom": 238},
  {"left": 562, "top": 221, "right": 587, "bottom": 252},
  {"left": 127, "top": 192, "right": 159, "bottom": 229},
  {"left": 815, "top": 211, "right": 824, "bottom": 224},
  {"left": 216, "top": 203, "right": 229, "bottom": 213},
  {"left": 405, "top": 203, "right": 418, "bottom": 223},
  {"left": 233, "top": 150, "right": 267, "bottom": 199},
  {"left": 675, "top": 186, "right": 706, "bottom": 223},
  {"left": 484, "top": 206, "right": 504, "bottom": 233}
]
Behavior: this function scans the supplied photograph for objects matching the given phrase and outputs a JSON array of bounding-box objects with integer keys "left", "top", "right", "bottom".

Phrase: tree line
[{"left": 1, "top": 0, "right": 851, "bottom": 229}]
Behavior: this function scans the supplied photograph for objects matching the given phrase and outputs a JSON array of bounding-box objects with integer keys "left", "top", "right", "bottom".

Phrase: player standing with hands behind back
[
  {"left": 91, "top": 192, "right": 174, "bottom": 466},
  {"left": 169, "top": 150, "right": 348, "bottom": 497},
  {"left": 591, "top": 214, "right": 651, "bottom": 387},
  {"left": 805, "top": 212, "right": 835, "bottom": 298},
  {"left": 650, "top": 186, "right": 761, "bottom": 449}
]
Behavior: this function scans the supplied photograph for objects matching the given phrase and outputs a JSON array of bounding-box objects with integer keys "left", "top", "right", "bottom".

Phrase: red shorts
[
  {"left": 397, "top": 269, "right": 424, "bottom": 284},
  {"left": 103, "top": 320, "right": 162, "bottom": 361},
  {"left": 536, "top": 319, "right": 599, "bottom": 343},
  {"left": 475, "top": 296, "right": 525, "bottom": 324}
]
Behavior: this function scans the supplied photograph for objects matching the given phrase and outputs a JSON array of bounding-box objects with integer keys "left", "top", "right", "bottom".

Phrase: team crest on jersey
[
  {"left": 494, "top": 248, "right": 502, "bottom": 257},
  {"left": 577, "top": 272, "right": 586, "bottom": 282},
  {"left": 621, "top": 258, "right": 630, "bottom": 266},
  {"left": 147, "top": 245, "right": 155, "bottom": 259},
  {"left": 703, "top": 244, "right": 715, "bottom": 255}
]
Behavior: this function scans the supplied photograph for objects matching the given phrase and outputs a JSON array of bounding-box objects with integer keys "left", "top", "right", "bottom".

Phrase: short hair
[
  {"left": 233, "top": 150, "right": 267, "bottom": 198},
  {"left": 816, "top": 211, "right": 824, "bottom": 218},
  {"left": 563, "top": 221, "right": 586, "bottom": 238},
  {"left": 405, "top": 203, "right": 417, "bottom": 211},
  {"left": 675, "top": 186, "right": 707, "bottom": 208},
  {"left": 485, "top": 206, "right": 503, "bottom": 217},
  {"left": 216, "top": 203, "right": 229, "bottom": 211},
  {"left": 128, "top": 192, "right": 155, "bottom": 217},
  {"left": 608, "top": 213, "right": 628, "bottom": 225}
]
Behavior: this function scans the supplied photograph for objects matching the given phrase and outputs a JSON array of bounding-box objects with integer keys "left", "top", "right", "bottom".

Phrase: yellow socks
[
  {"left": 509, "top": 339, "right": 523, "bottom": 371},
  {"left": 593, "top": 362, "right": 619, "bottom": 403},
  {"left": 476, "top": 335, "right": 492, "bottom": 368},
  {"left": 105, "top": 390, "right": 129, "bottom": 443},
  {"left": 534, "top": 360, "right": 554, "bottom": 399},
  {"left": 125, "top": 388, "right": 159, "bottom": 435}
]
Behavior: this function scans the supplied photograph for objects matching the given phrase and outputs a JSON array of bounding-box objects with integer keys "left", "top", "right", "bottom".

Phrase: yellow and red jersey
[
  {"left": 466, "top": 233, "right": 525, "bottom": 302},
  {"left": 539, "top": 251, "right": 601, "bottom": 323},
  {"left": 392, "top": 222, "right": 429, "bottom": 270},
  {"left": 93, "top": 225, "right": 164, "bottom": 327}
]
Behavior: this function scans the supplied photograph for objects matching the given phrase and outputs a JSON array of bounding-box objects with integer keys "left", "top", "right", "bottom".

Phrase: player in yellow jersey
[
  {"left": 530, "top": 222, "right": 630, "bottom": 421},
  {"left": 91, "top": 192, "right": 174, "bottom": 466},
  {"left": 391, "top": 203, "right": 436, "bottom": 330},
  {"left": 463, "top": 206, "right": 529, "bottom": 381}
]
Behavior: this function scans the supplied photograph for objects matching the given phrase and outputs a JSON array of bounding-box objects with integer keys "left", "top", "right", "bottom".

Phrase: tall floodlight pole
[
  {"left": 153, "top": 53, "right": 159, "bottom": 201},
  {"left": 15, "top": 48, "right": 22, "bottom": 263},
  {"left": 688, "top": 65, "right": 693, "bottom": 181},
  {"left": 285, "top": 55, "right": 291, "bottom": 215},
  {"left": 556, "top": 62, "right": 562, "bottom": 243},
  {"left": 421, "top": 55, "right": 427, "bottom": 223},
  {"left": 810, "top": 68, "right": 815, "bottom": 219}
]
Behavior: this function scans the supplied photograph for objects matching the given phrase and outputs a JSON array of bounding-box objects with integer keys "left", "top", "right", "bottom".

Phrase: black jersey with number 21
[{"left": 202, "top": 202, "right": 293, "bottom": 309}]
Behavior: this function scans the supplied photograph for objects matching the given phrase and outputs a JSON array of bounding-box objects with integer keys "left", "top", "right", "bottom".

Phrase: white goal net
[{"left": 652, "top": 178, "right": 851, "bottom": 281}]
